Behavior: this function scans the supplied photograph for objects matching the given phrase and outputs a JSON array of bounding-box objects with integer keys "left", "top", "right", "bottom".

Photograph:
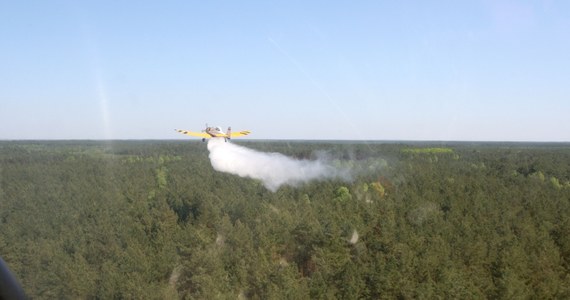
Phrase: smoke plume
[{"left": 207, "top": 138, "right": 349, "bottom": 192}]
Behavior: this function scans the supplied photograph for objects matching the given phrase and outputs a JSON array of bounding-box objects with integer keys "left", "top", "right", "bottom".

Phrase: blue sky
[{"left": 1, "top": 1, "right": 569, "bottom": 141}]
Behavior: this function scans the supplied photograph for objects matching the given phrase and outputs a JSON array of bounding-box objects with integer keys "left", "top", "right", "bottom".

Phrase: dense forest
[{"left": 1, "top": 140, "right": 569, "bottom": 299}]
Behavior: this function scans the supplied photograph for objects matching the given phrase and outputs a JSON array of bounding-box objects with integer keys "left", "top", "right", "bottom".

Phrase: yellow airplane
[{"left": 175, "top": 125, "right": 251, "bottom": 142}]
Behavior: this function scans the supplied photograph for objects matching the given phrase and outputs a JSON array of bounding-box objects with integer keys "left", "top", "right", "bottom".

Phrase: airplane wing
[
  {"left": 229, "top": 130, "right": 251, "bottom": 138},
  {"left": 175, "top": 129, "right": 210, "bottom": 138}
]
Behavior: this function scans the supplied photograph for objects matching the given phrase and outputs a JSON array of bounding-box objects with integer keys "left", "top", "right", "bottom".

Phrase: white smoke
[{"left": 207, "top": 138, "right": 349, "bottom": 192}]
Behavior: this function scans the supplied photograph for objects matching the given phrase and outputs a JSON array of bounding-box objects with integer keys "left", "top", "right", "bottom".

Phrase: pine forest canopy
[{"left": 1, "top": 140, "right": 569, "bottom": 299}]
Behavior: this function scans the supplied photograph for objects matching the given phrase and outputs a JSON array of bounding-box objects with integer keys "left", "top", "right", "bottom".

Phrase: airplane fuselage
[{"left": 205, "top": 126, "right": 226, "bottom": 137}]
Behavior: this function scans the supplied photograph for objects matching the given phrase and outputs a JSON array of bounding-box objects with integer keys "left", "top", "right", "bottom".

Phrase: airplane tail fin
[{"left": 226, "top": 127, "right": 232, "bottom": 141}]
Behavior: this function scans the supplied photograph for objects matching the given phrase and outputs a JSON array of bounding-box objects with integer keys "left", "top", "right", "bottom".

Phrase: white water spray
[{"left": 207, "top": 138, "right": 348, "bottom": 192}]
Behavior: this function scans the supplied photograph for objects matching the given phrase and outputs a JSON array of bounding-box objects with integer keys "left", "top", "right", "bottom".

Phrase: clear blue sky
[{"left": 1, "top": 1, "right": 569, "bottom": 141}]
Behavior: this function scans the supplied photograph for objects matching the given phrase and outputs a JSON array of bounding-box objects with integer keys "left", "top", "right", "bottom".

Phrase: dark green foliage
[{"left": 1, "top": 140, "right": 569, "bottom": 298}]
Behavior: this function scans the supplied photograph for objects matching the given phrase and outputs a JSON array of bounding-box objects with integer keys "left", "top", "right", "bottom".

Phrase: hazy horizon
[{"left": 2, "top": 138, "right": 569, "bottom": 145}]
